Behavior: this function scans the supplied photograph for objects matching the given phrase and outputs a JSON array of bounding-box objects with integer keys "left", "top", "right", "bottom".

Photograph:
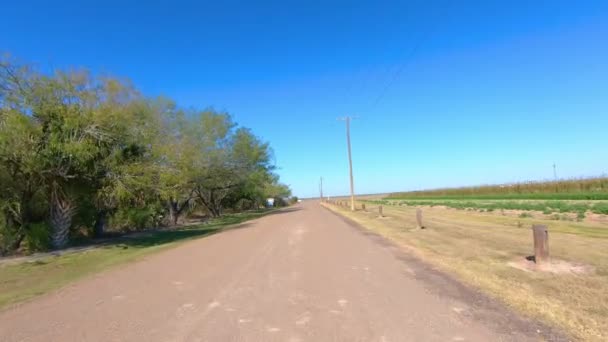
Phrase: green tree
[{"left": 1, "top": 56, "right": 292, "bottom": 254}]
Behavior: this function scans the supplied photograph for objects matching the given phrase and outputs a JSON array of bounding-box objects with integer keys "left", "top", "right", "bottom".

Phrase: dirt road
[{"left": 0, "top": 201, "right": 561, "bottom": 341}]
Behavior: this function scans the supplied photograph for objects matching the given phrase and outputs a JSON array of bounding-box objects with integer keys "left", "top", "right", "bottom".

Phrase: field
[
  {"left": 371, "top": 199, "right": 608, "bottom": 217},
  {"left": 0, "top": 210, "right": 273, "bottom": 309},
  {"left": 383, "top": 177, "right": 608, "bottom": 220},
  {"left": 324, "top": 198, "right": 608, "bottom": 341},
  {"left": 388, "top": 177, "right": 608, "bottom": 200}
]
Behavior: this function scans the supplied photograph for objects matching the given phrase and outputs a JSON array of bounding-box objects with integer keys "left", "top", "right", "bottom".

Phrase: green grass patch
[{"left": 0, "top": 209, "right": 273, "bottom": 309}]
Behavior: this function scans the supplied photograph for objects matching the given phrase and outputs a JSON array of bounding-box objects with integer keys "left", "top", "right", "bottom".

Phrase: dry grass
[{"left": 324, "top": 201, "right": 608, "bottom": 341}]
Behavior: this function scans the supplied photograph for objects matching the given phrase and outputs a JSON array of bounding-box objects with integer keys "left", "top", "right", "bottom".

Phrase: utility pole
[
  {"left": 319, "top": 176, "right": 324, "bottom": 202},
  {"left": 553, "top": 163, "right": 557, "bottom": 180},
  {"left": 339, "top": 116, "right": 356, "bottom": 211}
]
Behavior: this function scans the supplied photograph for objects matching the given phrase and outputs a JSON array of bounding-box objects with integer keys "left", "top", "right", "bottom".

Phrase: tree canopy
[{"left": 0, "top": 58, "right": 291, "bottom": 254}]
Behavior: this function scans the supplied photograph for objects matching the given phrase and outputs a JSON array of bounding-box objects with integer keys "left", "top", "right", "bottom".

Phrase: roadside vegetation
[
  {"left": 0, "top": 56, "right": 293, "bottom": 256},
  {"left": 324, "top": 200, "right": 608, "bottom": 341},
  {"left": 0, "top": 210, "right": 273, "bottom": 309},
  {"left": 388, "top": 177, "right": 608, "bottom": 200}
]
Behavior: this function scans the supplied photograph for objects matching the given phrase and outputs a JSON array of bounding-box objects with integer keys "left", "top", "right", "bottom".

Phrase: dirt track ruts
[{"left": 0, "top": 201, "right": 566, "bottom": 341}]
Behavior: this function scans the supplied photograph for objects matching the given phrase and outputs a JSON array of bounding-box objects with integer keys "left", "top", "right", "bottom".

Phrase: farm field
[
  {"left": 324, "top": 198, "right": 608, "bottom": 341},
  {"left": 388, "top": 177, "right": 608, "bottom": 200},
  {"left": 381, "top": 178, "right": 608, "bottom": 221},
  {"left": 370, "top": 198, "right": 608, "bottom": 218}
]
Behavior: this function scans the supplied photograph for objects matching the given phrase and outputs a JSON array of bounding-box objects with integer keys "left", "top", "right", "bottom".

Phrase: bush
[
  {"left": 109, "top": 206, "right": 161, "bottom": 231},
  {"left": 0, "top": 224, "right": 19, "bottom": 256},
  {"left": 577, "top": 211, "right": 586, "bottom": 221},
  {"left": 24, "top": 222, "right": 50, "bottom": 252},
  {"left": 273, "top": 197, "right": 288, "bottom": 207},
  {"left": 592, "top": 203, "right": 608, "bottom": 215}
]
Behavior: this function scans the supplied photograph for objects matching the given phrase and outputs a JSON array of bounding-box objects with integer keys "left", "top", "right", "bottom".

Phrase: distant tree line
[{"left": 0, "top": 58, "right": 292, "bottom": 254}]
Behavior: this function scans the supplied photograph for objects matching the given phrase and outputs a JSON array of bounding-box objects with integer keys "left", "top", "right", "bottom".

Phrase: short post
[
  {"left": 361, "top": 203, "right": 366, "bottom": 211},
  {"left": 416, "top": 208, "right": 424, "bottom": 229},
  {"left": 532, "top": 224, "right": 549, "bottom": 265},
  {"left": 379, "top": 205, "right": 383, "bottom": 217}
]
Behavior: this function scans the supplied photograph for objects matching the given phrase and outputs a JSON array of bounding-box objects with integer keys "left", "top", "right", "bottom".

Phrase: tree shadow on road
[{"left": 107, "top": 207, "right": 297, "bottom": 250}]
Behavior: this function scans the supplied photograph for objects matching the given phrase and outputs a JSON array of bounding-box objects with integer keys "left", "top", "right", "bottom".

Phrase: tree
[
  {"left": 0, "top": 61, "right": 47, "bottom": 253},
  {"left": 0, "top": 56, "right": 292, "bottom": 254},
  {"left": 1, "top": 61, "right": 162, "bottom": 247}
]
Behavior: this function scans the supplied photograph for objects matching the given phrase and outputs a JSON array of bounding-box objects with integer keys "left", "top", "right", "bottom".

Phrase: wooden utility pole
[
  {"left": 553, "top": 163, "right": 557, "bottom": 180},
  {"left": 339, "top": 116, "right": 356, "bottom": 211},
  {"left": 319, "top": 176, "right": 324, "bottom": 202}
]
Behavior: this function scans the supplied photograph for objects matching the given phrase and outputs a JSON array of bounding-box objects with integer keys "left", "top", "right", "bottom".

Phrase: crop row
[
  {"left": 368, "top": 199, "right": 608, "bottom": 215},
  {"left": 387, "top": 177, "right": 608, "bottom": 200}
]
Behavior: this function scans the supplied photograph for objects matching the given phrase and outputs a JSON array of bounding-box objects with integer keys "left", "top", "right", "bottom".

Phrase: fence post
[
  {"left": 379, "top": 205, "right": 383, "bottom": 217},
  {"left": 532, "top": 224, "right": 549, "bottom": 265},
  {"left": 416, "top": 208, "right": 424, "bottom": 229}
]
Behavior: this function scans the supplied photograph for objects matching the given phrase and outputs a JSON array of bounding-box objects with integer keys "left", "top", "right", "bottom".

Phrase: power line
[
  {"left": 368, "top": 30, "right": 430, "bottom": 110},
  {"left": 365, "top": 3, "right": 453, "bottom": 112}
]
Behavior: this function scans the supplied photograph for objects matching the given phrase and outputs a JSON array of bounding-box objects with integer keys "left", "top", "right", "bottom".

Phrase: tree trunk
[
  {"left": 9, "top": 233, "right": 25, "bottom": 252},
  {"left": 168, "top": 200, "right": 179, "bottom": 226},
  {"left": 93, "top": 210, "right": 107, "bottom": 238},
  {"left": 50, "top": 186, "right": 76, "bottom": 249}
]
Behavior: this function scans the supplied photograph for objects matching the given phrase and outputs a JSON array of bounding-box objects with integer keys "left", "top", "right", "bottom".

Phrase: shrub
[
  {"left": 110, "top": 206, "right": 160, "bottom": 231},
  {"left": 0, "top": 223, "right": 19, "bottom": 256},
  {"left": 24, "top": 222, "right": 50, "bottom": 252},
  {"left": 577, "top": 211, "right": 586, "bottom": 221},
  {"left": 592, "top": 203, "right": 608, "bottom": 215}
]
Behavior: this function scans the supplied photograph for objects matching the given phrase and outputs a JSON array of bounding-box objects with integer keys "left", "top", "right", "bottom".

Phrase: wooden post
[
  {"left": 379, "top": 205, "right": 383, "bottom": 217},
  {"left": 416, "top": 208, "right": 424, "bottom": 229},
  {"left": 361, "top": 203, "right": 366, "bottom": 211},
  {"left": 532, "top": 224, "right": 549, "bottom": 264}
]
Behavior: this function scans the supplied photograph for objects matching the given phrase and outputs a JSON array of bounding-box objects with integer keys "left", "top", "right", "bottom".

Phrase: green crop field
[
  {"left": 387, "top": 177, "right": 608, "bottom": 201},
  {"left": 369, "top": 199, "right": 608, "bottom": 216},
  {"left": 381, "top": 177, "right": 608, "bottom": 217}
]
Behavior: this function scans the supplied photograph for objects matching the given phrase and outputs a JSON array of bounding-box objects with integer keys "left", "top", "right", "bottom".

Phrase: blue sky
[{"left": 2, "top": 1, "right": 607, "bottom": 198}]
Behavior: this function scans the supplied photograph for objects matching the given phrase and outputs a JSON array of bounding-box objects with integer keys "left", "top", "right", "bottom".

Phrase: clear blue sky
[{"left": 2, "top": 1, "right": 607, "bottom": 198}]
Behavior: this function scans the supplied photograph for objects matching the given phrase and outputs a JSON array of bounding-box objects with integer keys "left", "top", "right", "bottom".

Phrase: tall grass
[{"left": 388, "top": 177, "right": 608, "bottom": 200}]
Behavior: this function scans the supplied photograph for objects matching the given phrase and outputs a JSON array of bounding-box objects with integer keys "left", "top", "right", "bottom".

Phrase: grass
[
  {"left": 325, "top": 201, "right": 608, "bottom": 341},
  {"left": 0, "top": 209, "right": 273, "bottom": 309}
]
